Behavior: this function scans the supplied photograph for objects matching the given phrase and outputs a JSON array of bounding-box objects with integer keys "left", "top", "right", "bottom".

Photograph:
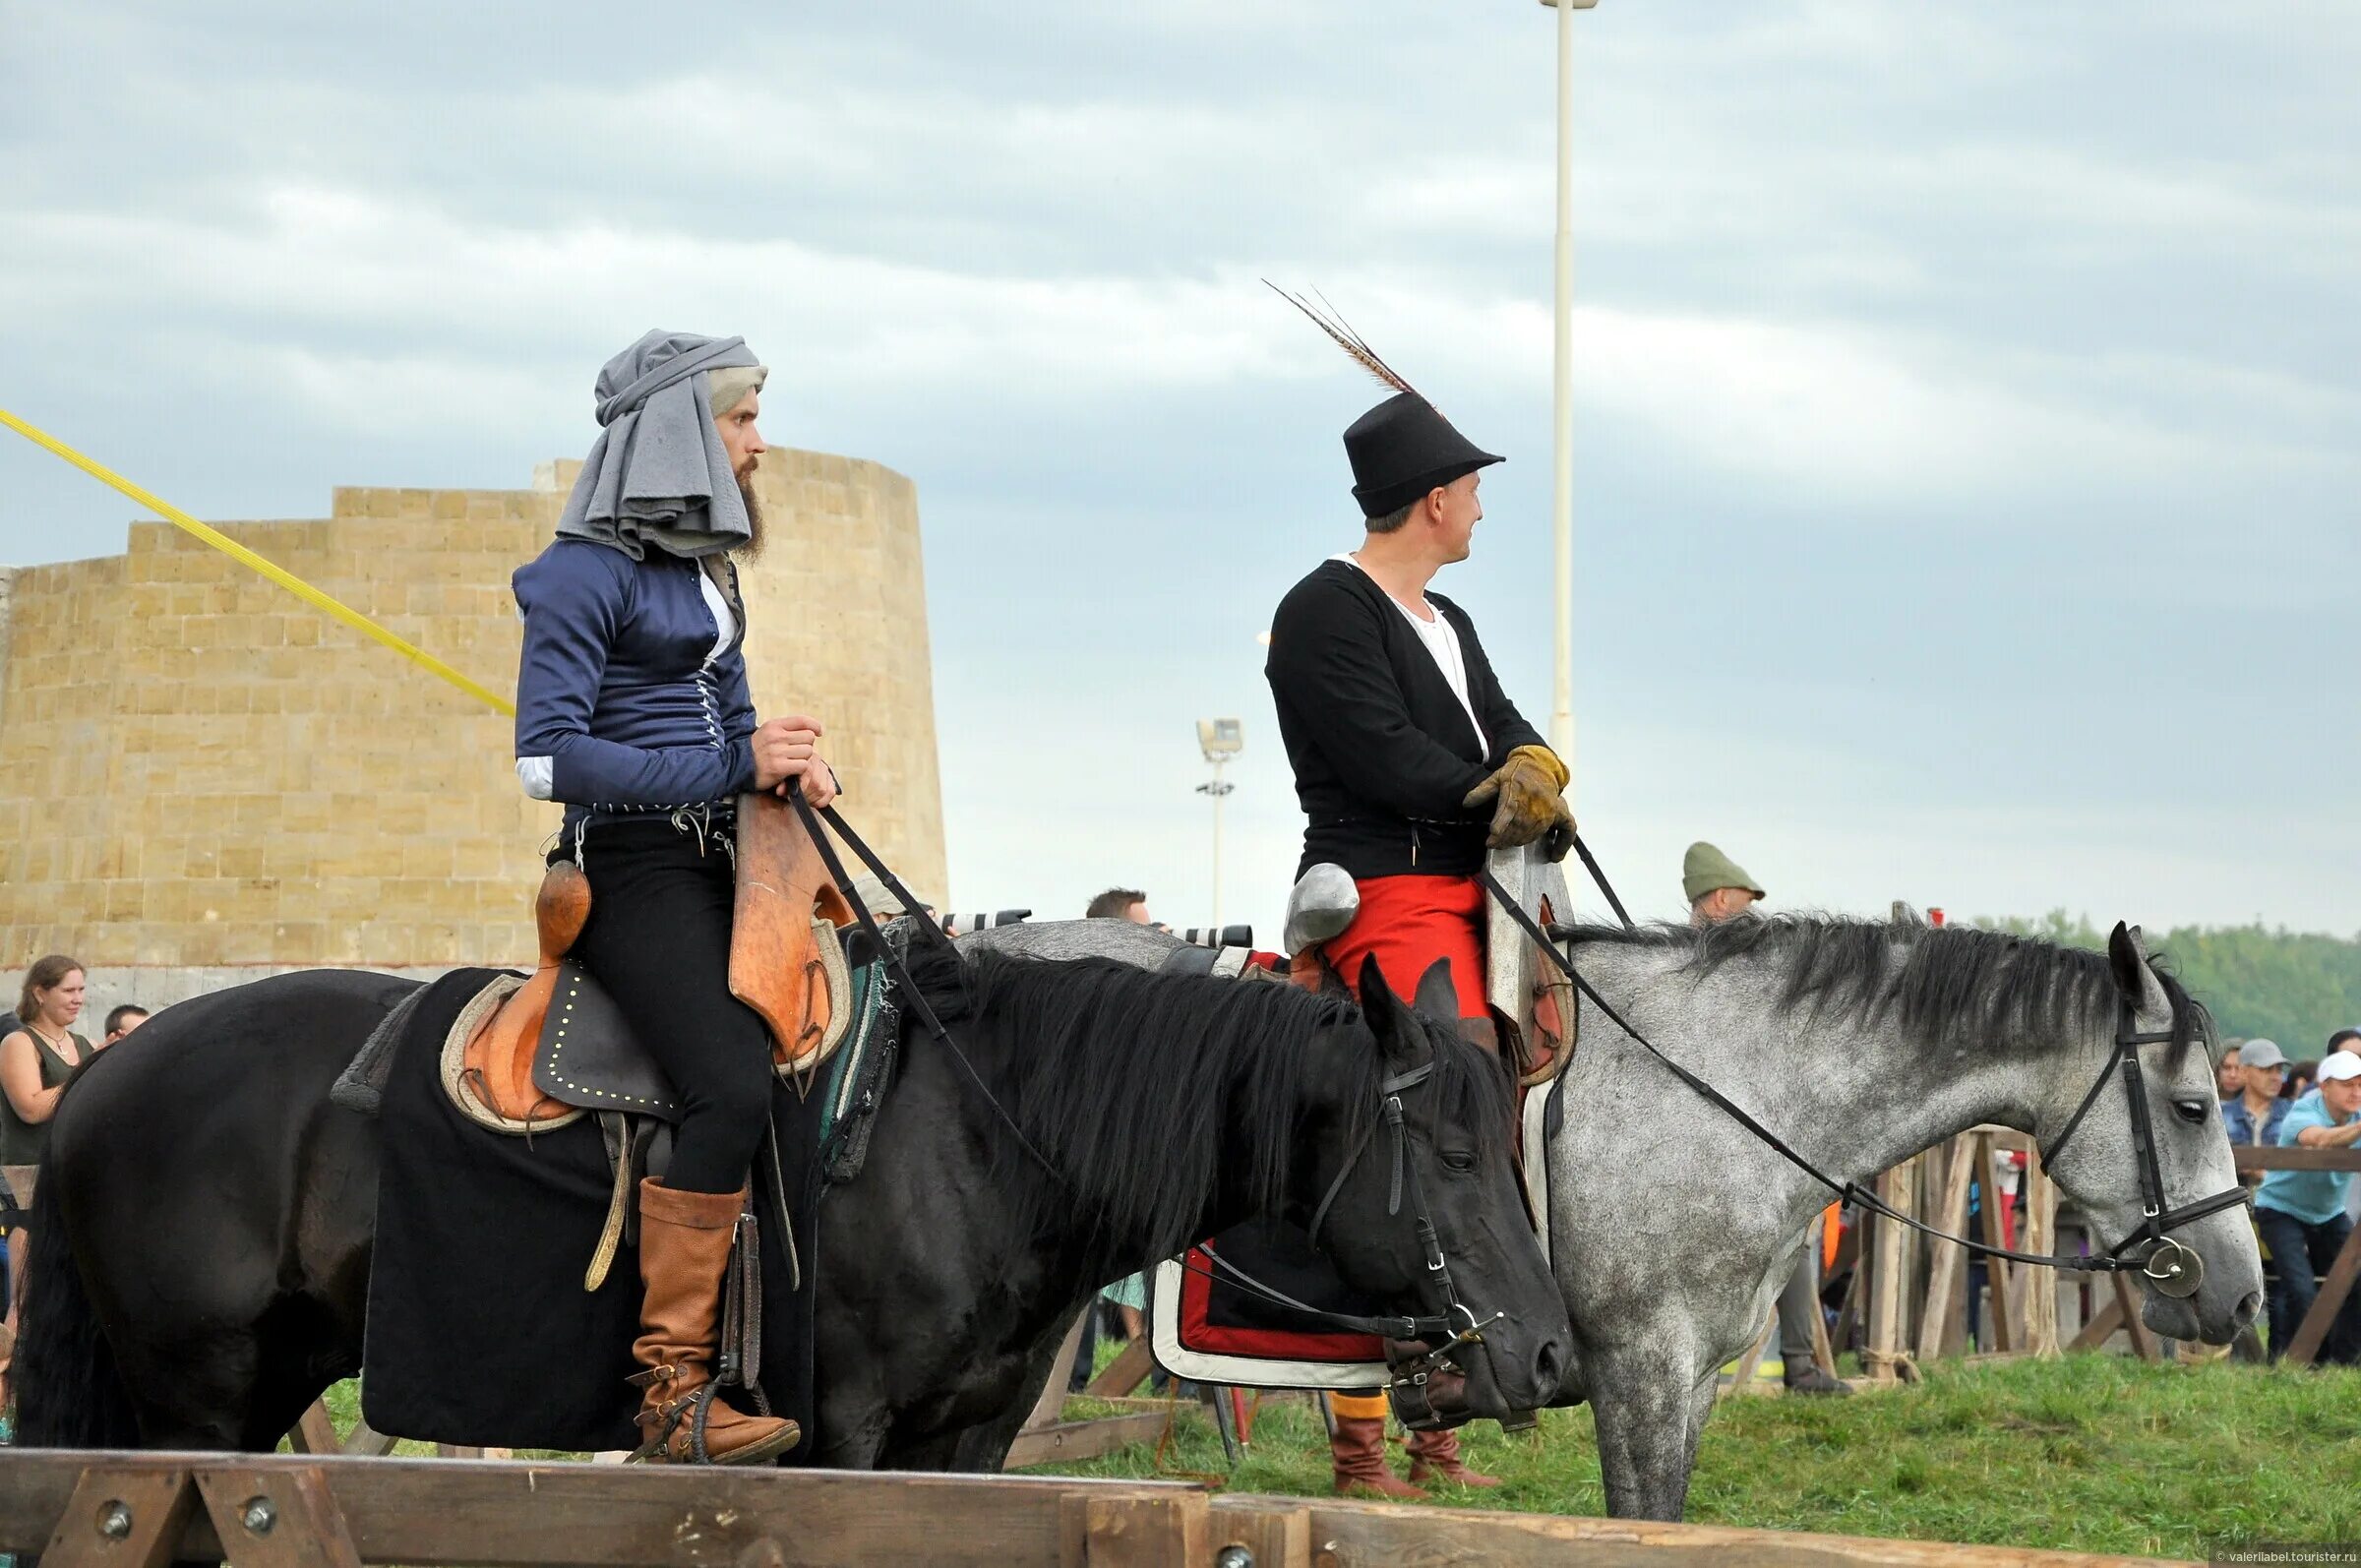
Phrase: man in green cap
[
  {"left": 1683, "top": 842, "right": 1847, "bottom": 1396},
  {"left": 1682, "top": 841, "right": 1765, "bottom": 925}
]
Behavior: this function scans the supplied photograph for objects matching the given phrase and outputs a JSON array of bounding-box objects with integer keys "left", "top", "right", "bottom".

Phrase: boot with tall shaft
[
  {"left": 1329, "top": 1415, "right": 1426, "bottom": 1499},
  {"left": 628, "top": 1178, "right": 800, "bottom": 1465},
  {"left": 1405, "top": 1424, "right": 1500, "bottom": 1488}
]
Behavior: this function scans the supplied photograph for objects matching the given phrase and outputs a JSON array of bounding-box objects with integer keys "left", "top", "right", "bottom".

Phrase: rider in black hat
[
  {"left": 1267, "top": 389, "right": 1574, "bottom": 961},
  {"left": 1264, "top": 385, "right": 1572, "bottom": 1497}
]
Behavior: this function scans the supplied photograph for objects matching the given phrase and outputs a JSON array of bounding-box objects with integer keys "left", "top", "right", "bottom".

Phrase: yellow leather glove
[{"left": 1462, "top": 745, "right": 1575, "bottom": 861}]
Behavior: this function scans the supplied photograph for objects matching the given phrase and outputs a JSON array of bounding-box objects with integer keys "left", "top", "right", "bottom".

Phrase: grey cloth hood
[{"left": 555, "top": 331, "right": 767, "bottom": 561}]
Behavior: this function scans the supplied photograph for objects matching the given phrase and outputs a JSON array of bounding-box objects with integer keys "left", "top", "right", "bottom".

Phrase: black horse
[{"left": 18, "top": 939, "right": 1566, "bottom": 1466}]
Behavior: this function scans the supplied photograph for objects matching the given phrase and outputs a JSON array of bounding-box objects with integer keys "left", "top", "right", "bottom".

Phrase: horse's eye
[
  {"left": 2171, "top": 1098, "right": 2209, "bottom": 1125},
  {"left": 1439, "top": 1151, "right": 1478, "bottom": 1174}
]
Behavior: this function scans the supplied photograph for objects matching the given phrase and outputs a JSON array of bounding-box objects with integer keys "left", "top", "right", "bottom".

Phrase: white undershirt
[
  {"left": 1332, "top": 553, "right": 1485, "bottom": 750},
  {"left": 697, "top": 567, "right": 737, "bottom": 665}
]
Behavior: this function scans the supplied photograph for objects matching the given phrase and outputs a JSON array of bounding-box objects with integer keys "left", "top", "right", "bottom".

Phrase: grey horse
[{"left": 1542, "top": 914, "right": 2264, "bottom": 1521}]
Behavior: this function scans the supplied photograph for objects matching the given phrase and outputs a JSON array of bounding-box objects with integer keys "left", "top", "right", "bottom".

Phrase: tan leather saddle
[{"left": 457, "top": 794, "right": 858, "bottom": 1131}]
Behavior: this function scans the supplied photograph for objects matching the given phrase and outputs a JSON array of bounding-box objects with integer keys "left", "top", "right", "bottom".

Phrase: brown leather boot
[
  {"left": 628, "top": 1179, "right": 799, "bottom": 1465},
  {"left": 1330, "top": 1416, "right": 1426, "bottom": 1500},
  {"left": 1405, "top": 1425, "right": 1501, "bottom": 1488}
]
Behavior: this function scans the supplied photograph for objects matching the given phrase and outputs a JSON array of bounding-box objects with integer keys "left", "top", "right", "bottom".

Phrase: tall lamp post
[
  {"left": 1539, "top": 0, "right": 1597, "bottom": 785},
  {"left": 1195, "top": 718, "right": 1242, "bottom": 929}
]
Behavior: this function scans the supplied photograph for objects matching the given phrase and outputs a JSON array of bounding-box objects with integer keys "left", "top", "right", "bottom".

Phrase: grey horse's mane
[{"left": 1559, "top": 913, "right": 2213, "bottom": 1060}]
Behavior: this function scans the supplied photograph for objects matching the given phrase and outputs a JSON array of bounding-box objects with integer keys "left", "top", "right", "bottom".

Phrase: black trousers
[{"left": 568, "top": 817, "right": 773, "bottom": 1195}]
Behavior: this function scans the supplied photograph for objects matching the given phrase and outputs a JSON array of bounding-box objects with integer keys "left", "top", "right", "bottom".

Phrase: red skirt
[{"left": 1320, "top": 874, "right": 1487, "bottom": 1020}]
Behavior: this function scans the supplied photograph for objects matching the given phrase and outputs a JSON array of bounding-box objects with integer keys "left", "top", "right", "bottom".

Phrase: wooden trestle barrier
[
  {"left": 0, "top": 1448, "right": 2184, "bottom": 1567},
  {"left": 1837, "top": 1137, "right": 2361, "bottom": 1383}
]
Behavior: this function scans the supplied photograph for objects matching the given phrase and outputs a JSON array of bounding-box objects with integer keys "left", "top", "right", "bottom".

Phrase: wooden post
[
  {"left": 2022, "top": 1147, "right": 2062, "bottom": 1357},
  {"left": 1914, "top": 1137, "right": 1975, "bottom": 1365},
  {"left": 1864, "top": 1157, "right": 1918, "bottom": 1384},
  {"left": 1972, "top": 1133, "right": 2019, "bottom": 1355},
  {"left": 1083, "top": 1338, "right": 1156, "bottom": 1399},
  {"left": 1022, "top": 1311, "right": 1091, "bottom": 1435},
  {"left": 192, "top": 1465, "right": 363, "bottom": 1568},
  {"left": 1809, "top": 1268, "right": 1841, "bottom": 1381},
  {"left": 38, "top": 1466, "right": 197, "bottom": 1568},
  {"left": 286, "top": 1401, "right": 343, "bottom": 1457},
  {"left": 2065, "top": 1291, "right": 2126, "bottom": 1353}
]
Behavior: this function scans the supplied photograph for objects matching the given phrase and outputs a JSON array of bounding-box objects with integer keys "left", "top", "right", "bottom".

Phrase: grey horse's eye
[{"left": 2171, "top": 1098, "right": 2210, "bottom": 1125}]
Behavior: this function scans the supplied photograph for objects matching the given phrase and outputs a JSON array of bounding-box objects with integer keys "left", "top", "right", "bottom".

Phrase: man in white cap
[{"left": 2254, "top": 1051, "right": 2361, "bottom": 1363}]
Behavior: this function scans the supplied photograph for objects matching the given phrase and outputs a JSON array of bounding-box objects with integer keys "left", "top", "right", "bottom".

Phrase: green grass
[
  {"left": 1035, "top": 1356, "right": 2361, "bottom": 1559},
  {"left": 313, "top": 1356, "right": 2361, "bottom": 1558}
]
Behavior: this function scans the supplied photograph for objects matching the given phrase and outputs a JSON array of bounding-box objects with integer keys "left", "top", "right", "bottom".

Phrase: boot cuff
[{"left": 637, "top": 1178, "right": 748, "bottom": 1230}]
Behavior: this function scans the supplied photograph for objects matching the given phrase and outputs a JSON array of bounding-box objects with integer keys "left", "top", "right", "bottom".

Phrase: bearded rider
[
  {"left": 513, "top": 331, "right": 833, "bottom": 1465},
  {"left": 1264, "top": 390, "right": 1573, "bottom": 1499}
]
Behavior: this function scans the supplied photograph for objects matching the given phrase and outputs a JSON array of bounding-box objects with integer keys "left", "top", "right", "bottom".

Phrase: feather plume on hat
[{"left": 1264, "top": 281, "right": 1422, "bottom": 398}]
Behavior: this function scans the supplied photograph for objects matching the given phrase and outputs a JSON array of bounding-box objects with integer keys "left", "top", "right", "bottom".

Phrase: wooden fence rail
[{"left": 0, "top": 1449, "right": 2180, "bottom": 1568}]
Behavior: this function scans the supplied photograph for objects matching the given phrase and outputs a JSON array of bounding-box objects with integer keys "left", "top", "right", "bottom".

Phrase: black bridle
[
  {"left": 2035, "top": 1003, "right": 2254, "bottom": 1296},
  {"left": 788, "top": 795, "right": 1505, "bottom": 1412},
  {"left": 1488, "top": 848, "right": 2251, "bottom": 1299}
]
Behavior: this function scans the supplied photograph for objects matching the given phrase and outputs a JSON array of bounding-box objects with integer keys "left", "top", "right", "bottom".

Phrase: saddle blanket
[
  {"left": 359, "top": 964, "right": 892, "bottom": 1456},
  {"left": 1149, "top": 1073, "right": 1559, "bottom": 1390}
]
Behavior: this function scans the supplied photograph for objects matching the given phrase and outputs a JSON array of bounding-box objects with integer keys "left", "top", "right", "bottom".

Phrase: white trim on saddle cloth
[
  {"left": 1148, "top": 1259, "right": 1385, "bottom": 1392},
  {"left": 1146, "top": 1109, "right": 1556, "bottom": 1391}
]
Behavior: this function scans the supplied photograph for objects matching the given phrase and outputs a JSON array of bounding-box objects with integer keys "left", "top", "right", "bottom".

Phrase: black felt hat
[{"left": 1344, "top": 392, "right": 1504, "bottom": 519}]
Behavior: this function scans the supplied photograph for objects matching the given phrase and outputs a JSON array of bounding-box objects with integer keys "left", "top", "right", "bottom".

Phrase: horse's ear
[
  {"left": 1356, "top": 957, "right": 1423, "bottom": 1066},
  {"left": 2106, "top": 921, "right": 2149, "bottom": 1000},
  {"left": 1410, "top": 958, "right": 1461, "bottom": 1030}
]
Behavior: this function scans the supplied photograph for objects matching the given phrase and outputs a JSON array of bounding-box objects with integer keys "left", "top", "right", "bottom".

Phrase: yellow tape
[{"left": 0, "top": 408, "right": 515, "bottom": 717}]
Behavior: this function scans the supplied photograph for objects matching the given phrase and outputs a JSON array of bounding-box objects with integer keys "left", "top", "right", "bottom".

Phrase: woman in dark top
[
  {"left": 0, "top": 955, "right": 94, "bottom": 1169},
  {"left": 2, "top": 953, "right": 94, "bottom": 1395}
]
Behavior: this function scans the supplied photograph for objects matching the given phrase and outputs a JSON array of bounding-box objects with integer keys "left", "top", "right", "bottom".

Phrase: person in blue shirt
[
  {"left": 514, "top": 331, "right": 836, "bottom": 1464},
  {"left": 2221, "top": 1038, "right": 2291, "bottom": 1151},
  {"left": 2253, "top": 1051, "right": 2361, "bottom": 1364}
]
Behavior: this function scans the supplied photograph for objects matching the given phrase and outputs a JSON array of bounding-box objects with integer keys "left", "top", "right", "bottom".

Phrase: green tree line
[{"left": 1977, "top": 910, "right": 2361, "bottom": 1054}]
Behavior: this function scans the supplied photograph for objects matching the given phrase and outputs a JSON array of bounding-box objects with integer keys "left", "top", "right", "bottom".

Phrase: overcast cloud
[{"left": 2, "top": 1, "right": 2354, "bottom": 941}]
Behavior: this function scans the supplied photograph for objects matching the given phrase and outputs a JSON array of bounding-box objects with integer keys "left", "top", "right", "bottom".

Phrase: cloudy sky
[{"left": 3, "top": 2, "right": 2354, "bottom": 942}]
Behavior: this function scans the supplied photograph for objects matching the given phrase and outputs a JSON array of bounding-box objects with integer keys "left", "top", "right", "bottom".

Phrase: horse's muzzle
[{"left": 1384, "top": 1337, "right": 1471, "bottom": 1430}]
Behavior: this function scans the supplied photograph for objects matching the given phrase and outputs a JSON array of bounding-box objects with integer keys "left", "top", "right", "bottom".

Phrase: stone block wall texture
[{"left": 0, "top": 450, "right": 944, "bottom": 1022}]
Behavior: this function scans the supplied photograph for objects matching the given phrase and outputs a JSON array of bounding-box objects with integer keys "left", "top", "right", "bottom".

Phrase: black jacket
[{"left": 1265, "top": 560, "right": 1544, "bottom": 879}]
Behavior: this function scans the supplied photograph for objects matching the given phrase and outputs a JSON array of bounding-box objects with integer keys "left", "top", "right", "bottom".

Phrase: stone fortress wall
[{"left": 0, "top": 450, "right": 945, "bottom": 1027}]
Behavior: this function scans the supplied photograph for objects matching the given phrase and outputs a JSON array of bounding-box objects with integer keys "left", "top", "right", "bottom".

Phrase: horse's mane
[
  {"left": 1558, "top": 913, "right": 2213, "bottom": 1061},
  {"left": 899, "top": 945, "right": 1512, "bottom": 1264}
]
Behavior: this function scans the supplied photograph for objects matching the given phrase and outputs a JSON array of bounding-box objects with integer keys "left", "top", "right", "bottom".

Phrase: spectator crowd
[{"left": 2218, "top": 1027, "right": 2361, "bottom": 1364}]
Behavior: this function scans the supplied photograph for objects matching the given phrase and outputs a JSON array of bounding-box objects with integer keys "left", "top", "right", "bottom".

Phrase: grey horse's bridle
[{"left": 2032, "top": 1001, "right": 2253, "bottom": 1298}]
